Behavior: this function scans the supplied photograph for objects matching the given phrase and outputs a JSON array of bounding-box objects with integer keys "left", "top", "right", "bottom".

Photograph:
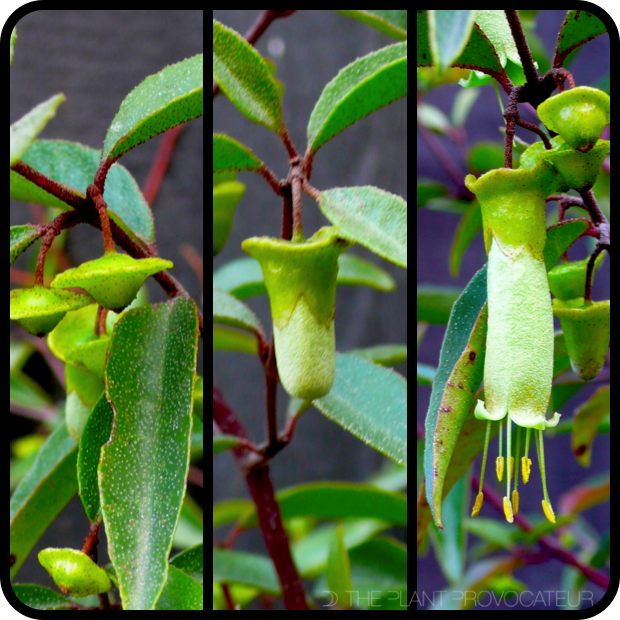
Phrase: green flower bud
[
  {"left": 537, "top": 86, "right": 610, "bottom": 153},
  {"left": 547, "top": 255, "right": 605, "bottom": 301},
  {"left": 242, "top": 227, "right": 352, "bottom": 400},
  {"left": 10, "top": 286, "right": 92, "bottom": 337},
  {"left": 553, "top": 298, "right": 610, "bottom": 381},
  {"left": 38, "top": 548, "right": 112, "bottom": 598},
  {"left": 51, "top": 252, "right": 173, "bottom": 312}
]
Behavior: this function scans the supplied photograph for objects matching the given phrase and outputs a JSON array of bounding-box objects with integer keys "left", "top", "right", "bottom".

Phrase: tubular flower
[{"left": 465, "top": 165, "right": 560, "bottom": 524}]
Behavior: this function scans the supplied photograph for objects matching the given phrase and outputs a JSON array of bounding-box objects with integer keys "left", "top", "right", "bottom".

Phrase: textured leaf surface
[
  {"left": 335, "top": 10, "right": 407, "bottom": 40},
  {"left": 10, "top": 94, "right": 64, "bottom": 166},
  {"left": 213, "top": 19, "right": 283, "bottom": 132},
  {"left": 100, "top": 299, "right": 198, "bottom": 610},
  {"left": 11, "top": 140, "right": 155, "bottom": 243},
  {"left": 101, "top": 54, "right": 203, "bottom": 165},
  {"left": 307, "top": 43, "right": 407, "bottom": 154},
  {"left": 213, "top": 134, "right": 263, "bottom": 174},
  {"left": 319, "top": 186, "right": 407, "bottom": 267},
  {"left": 10, "top": 225, "right": 40, "bottom": 266}
]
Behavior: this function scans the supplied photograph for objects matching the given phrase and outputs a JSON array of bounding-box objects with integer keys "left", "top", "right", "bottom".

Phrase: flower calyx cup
[
  {"left": 51, "top": 251, "right": 173, "bottom": 312},
  {"left": 38, "top": 548, "right": 112, "bottom": 599},
  {"left": 10, "top": 285, "right": 92, "bottom": 338},
  {"left": 242, "top": 226, "right": 352, "bottom": 401},
  {"left": 553, "top": 297, "right": 610, "bottom": 382},
  {"left": 465, "top": 164, "right": 560, "bottom": 524},
  {"left": 537, "top": 86, "right": 610, "bottom": 153}
]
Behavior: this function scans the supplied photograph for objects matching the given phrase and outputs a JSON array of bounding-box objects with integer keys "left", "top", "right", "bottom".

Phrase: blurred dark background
[
  {"left": 10, "top": 9, "right": 203, "bottom": 588},
  {"left": 417, "top": 9, "right": 610, "bottom": 609},
  {"left": 213, "top": 8, "right": 407, "bottom": 561}
]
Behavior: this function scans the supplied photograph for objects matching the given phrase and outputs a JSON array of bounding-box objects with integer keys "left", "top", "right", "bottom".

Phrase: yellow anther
[
  {"left": 496, "top": 456, "right": 505, "bottom": 482},
  {"left": 542, "top": 500, "right": 556, "bottom": 524},
  {"left": 472, "top": 492, "right": 484, "bottom": 517},
  {"left": 503, "top": 497, "right": 514, "bottom": 523},
  {"left": 512, "top": 490, "right": 520, "bottom": 516},
  {"left": 521, "top": 457, "right": 532, "bottom": 485}
]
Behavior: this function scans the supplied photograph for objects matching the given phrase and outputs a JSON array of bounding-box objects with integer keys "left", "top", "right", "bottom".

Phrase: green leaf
[
  {"left": 213, "top": 134, "right": 263, "bottom": 174},
  {"left": 240, "top": 482, "right": 407, "bottom": 529},
  {"left": 101, "top": 54, "right": 203, "bottom": 165},
  {"left": 11, "top": 140, "right": 155, "bottom": 243},
  {"left": 213, "top": 181, "right": 245, "bottom": 256},
  {"left": 424, "top": 265, "right": 487, "bottom": 528},
  {"left": 10, "top": 94, "right": 65, "bottom": 166},
  {"left": 318, "top": 186, "right": 407, "bottom": 268},
  {"left": 155, "top": 565, "right": 203, "bottom": 610},
  {"left": 11, "top": 225, "right": 41, "bottom": 266},
  {"left": 213, "top": 287, "right": 264, "bottom": 336},
  {"left": 213, "top": 548, "right": 281, "bottom": 595},
  {"left": 10, "top": 27, "right": 17, "bottom": 66},
  {"left": 213, "top": 434, "right": 246, "bottom": 455},
  {"left": 213, "top": 19, "right": 283, "bottom": 132},
  {"left": 335, "top": 10, "right": 407, "bottom": 41},
  {"left": 10, "top": 424, "right": 78, "bottom": 582},
  {"left": 13, "top": 584, "right": 74, "bottom": 610},
  {"left": 307, "top": 42, "right": 407, "bottom": 155},
  {"left": 99, "top": 298, "right": 198, "bottom": 610},
  {"left": 313, "top": 354, "right": 407, "bottom": 466}
]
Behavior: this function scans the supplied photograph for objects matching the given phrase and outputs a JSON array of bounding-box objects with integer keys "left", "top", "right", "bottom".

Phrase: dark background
[
  {"left": 213, "top": 8, "right": 407, "bottom": 563},
  {"left": 417, "top": 9, "right": 610, "bottom": 609},
  {"left": 9, "top": 9, "right": 203, "bottom": 588}
]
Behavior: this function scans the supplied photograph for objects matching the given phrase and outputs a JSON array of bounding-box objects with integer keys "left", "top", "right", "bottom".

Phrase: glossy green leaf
[
  {"left": 101, "top": 54, "right": 203, "bottom": 165},
  {"left": 307, "top": 42, "right": 407, "bottom": 154},
  {"left": 170, "top": 544, "right": 204, "bottom": 584},
  {"left": 213, "top": 181, "right": 245, "bottom": 256},
  {"left": 318, "top": 186, "right": 407, "bottom": 267},
  {"left": 213, "top": 286, "right": 264, "bottom": 336},
  {"left": 99, "top": 299, "right": 198, "bottom": 610},
  {"left": 335, "top": 10, "right": 407, "bottom": 40},
  {"left": 155, "top": 565, "right": 203, "bottom": 610},
  {"left": 10, "top": 424, "right": 78, "bottom": 582},
  {"left": 13, "top": 584, "right": 74, "bottom": 610},
  {"left": 77, "top": 393, "right": 115, "bottom": 522},
  {"left": 213, "top": 134, "right": 263, "bottom": 174},
  {"left": 10, "top": 225, "right": 41, "bottom": 266},
  {"left": 213, "top": 434, "right": 245, "bottom": 455},
  {"left": 572, "top": 387, "right": 610, "bottom": 467},
  {"left": 424, "top": 266, "right": 487, "bottom": 528},
  {"left": 240, "top": 482, "right": 407, "bottom": 529},
  {"left": 313, "top": 354, "right": 407, "bottom": 466},
  {"left": 11, "top": 140, "right": 155, "bottom": 243},
  {"left": 213, "top": 548, "right": 281, "bottom": 595},
  {"left": 213, "top": 19, "right": 283, "bottom": 132},
  {"left": 10, "top": 94, "right": 65, "bottom": 166}
]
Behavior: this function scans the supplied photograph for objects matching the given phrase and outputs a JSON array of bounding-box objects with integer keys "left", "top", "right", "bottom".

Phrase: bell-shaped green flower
[
  {"left": 537, "top": 86, "right": 610, "bottom": 153},
  {"left": 51, "top": 251, "right": 173, "bottom": 312},
  {"left": 10, "top": 286, "right": 92, "bottom": 337},
  {"left": 242, "top": 227, "right": 352, "bottom": 400},
  {"left": 553, "top": 298, "right": 610, "bottom": 382},
  {"left": 38, "top": 548, "right": 112, "bottom": 598},
  {"left": 465, "top": 165, "right": 560, "bottom": 524}
]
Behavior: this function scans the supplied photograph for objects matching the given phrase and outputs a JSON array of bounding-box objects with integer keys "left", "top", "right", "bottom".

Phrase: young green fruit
[
  {"left": 242, "top": 227, "right": 352, "bottom": 400},
  {"left": 38, "top": 548, "right": 112, "bottom": 598},
  {"left": 537, "top": 86, "right": 610, "bottom": 153},
  {"left": 9, "top": 286, "right": 92, "bottom": 337},
  {"left": 553, "top": 298, "right": 610, "bottom": 382},
  {"left": 51, "top": 252, "right": 173, "bottom": 311}
]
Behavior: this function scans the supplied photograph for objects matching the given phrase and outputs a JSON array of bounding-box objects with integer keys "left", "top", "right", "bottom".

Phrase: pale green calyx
[
  {"left": 242, "top": 226, "right": 352, "bottom": 400},
  {"left": 537, "top": 86, "right": 610, "bottom": 153},
  {"left": 51, "top": 251, "right": 173, "bottom": 312},
  {"left": 466, "top": 166, "right": 560, "bottom": 524},
  {"left": 38, "top": 548, "right": 112, "bottom": 598}
]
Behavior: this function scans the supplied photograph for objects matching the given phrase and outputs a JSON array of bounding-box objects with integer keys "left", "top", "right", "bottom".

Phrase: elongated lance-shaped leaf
[
  {"left": 11, "top": 225, "right": 40, "bottom": 266},
  {"left": 101, "top": 54, "right": 203, "bottom": 165},
  {"left": 99, "top": 299, "right": 198, "bottom": 610},
  {"left": 213, "top": 19, "right": 284, "bottom": 132},
  {"left": 424, "top": 266, "right": 488, "bottom": 528},
  {"left": 307, "top": 42, "right": 407, "bottom": 155}
]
